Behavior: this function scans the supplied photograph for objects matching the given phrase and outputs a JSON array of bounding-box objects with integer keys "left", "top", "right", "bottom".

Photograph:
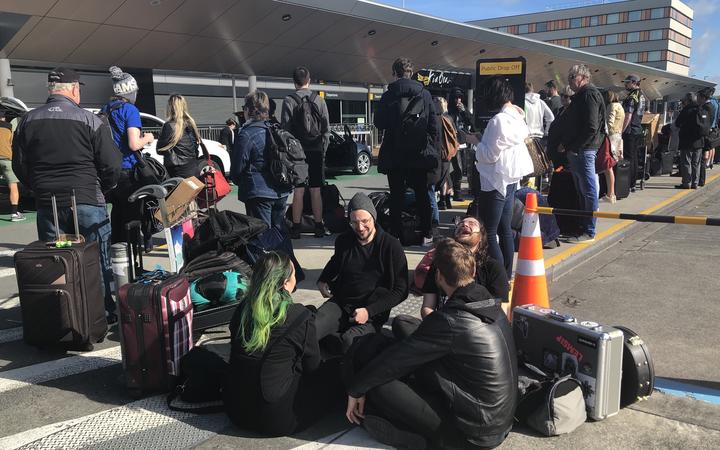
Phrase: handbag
[
  {"left": 196, "top": 140, "right": 231, "bottom": 209},
  {"left": 525, "top": 136, "right": 552, "bottom": 176},
  {"left": 132, "top": 152, "right": 168, "bottom": 187}
]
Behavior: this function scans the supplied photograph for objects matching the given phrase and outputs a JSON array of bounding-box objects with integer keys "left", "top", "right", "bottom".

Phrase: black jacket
[
  {"left": 227, "top": 303, "right": 320, "bottom": 418},
  {"left": 676, "top": 103, "right": 712, "bottom": 150},
  {"left": 375, "top": 78, "right": 439, "bottom": 172},
  {"left": 546, "top": 95, "right": 563, "bottom": 118},
  {"left": 318, "top": 227, "right": 408, "bottom": 325},
  {"left": 558, "top": 84, "right": 606, "bottom": 152},
  {"left": 218, "top": 125, "right": 234, "bottom": 150},
  {"left": 12, "top": 95, "right": 121, "bottom": 206},
  {"left": 348, "top": 283, "right": 518, "bottom": 448},
  {"left": 156, "top": 121, "right": 199, "bottom": 168}
]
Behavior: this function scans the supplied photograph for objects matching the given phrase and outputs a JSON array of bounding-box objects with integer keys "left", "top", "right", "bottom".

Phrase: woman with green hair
[{"left": 226, "top": 251, "right": 340, "bottom": 436}]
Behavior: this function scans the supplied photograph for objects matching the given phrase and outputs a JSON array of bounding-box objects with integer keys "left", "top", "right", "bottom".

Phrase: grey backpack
[{"left": 517, "top": 365, "right": 587, "bottom": 436}]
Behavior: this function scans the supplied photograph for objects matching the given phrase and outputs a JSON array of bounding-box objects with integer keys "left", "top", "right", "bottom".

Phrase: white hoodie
[
  {"left": 475, "top": 104, "right": 534, "bottom": 196},
  {"left": 524, "top": 92, "right": 555, "bottom": 137}
]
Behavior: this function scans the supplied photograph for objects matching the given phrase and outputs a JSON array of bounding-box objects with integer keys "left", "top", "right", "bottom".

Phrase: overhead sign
[
  {"left": 478, "top": 61, "right": 523, "bottom": 75},
  {"left": 474, "top": 57, "right": 527, "bottom": 129},
  {"left": 413, "top": 69, "right": 472, "bottom": 91}
]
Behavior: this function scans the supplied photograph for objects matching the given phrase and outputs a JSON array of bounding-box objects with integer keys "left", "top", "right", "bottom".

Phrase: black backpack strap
[
  {"left": 289, "top": 92, "right": 303, "bottom": 106},
  {"left": 309, "top": 92, "right": 318, "bottom": 103},
  {"left": 103, "top": 101, "right": 125, "bottom": 137}
]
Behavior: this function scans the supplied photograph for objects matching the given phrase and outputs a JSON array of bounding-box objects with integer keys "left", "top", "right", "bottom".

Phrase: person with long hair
[
  {"left": 434, "top": 96, "right": 455, "bottom": 211},
  {"left": 474, "top": 76, "right": 534, "bottom": 279},
  {"left": 226, "top": 252, "right": 341, "bottom": 436},
  {"left": 156, "top": 94, "right": 201, "bottom": 178},
  {"left": 603, "top": 90, "right": 625, "bottom": 203}
]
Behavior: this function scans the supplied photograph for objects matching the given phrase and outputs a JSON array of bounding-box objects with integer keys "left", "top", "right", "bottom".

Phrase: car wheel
[{"left": 354, "top": 152, "right": 371, "bottom": 174}]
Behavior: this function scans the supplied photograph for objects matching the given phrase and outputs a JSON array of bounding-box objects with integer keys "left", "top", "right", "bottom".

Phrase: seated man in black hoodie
[
  {"left": 315, "top": 192, "right": 409, "bottom": 353},
  {"left": 345, "top": 239, "right": 517, "bottom": 449}
]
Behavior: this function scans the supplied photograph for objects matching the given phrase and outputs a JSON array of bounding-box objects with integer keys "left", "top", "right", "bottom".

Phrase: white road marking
[
  {"left": 0, "top": 327, "right": 23, "bottom": 344},
  {"left": 0, "top": 267, "right": 16, "bottom": 278},
  {"left": 0, "top": 395, "right": 229, "bottom": 450},
  {"left": 0, "top": 295, "right": 19, "bottom": 310},
  {"left": 0, "top": 346, "right": 121, "bottom": 393},
  {"left": 291, "top": 427, "right": 390, "bottom": 449},
  {"left": 0, "top": 249, "right": 21, "bottom": 257}
]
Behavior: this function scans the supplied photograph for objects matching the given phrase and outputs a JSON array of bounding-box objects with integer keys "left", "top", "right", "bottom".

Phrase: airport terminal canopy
[{"left": 0, "top": 0, "right": 713, "bottom": 99}]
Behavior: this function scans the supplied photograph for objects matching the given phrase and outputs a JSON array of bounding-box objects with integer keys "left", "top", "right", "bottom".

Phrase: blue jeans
[
  {"left": 245, "top": 196, "right": 289, "bottom": 229},
  {"left": 428, "top": 186, "right": 439, "bottom": 226},
  {"left": 567, "top": 150, "right": 599, "bottom": 236},
  {"left": 476, "top": 182, "right": 517, "bottom": 279},
  {"left": 36, "top": 204, "right": 115, "bottom": 313}
]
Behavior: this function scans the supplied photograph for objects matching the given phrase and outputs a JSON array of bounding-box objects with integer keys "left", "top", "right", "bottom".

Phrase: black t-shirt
[
  {"left": 336, "top": 240, "right": 382, "bottom": 306},
  {"left": 422, "top": 256, "right": 509, "bottom": 306}
]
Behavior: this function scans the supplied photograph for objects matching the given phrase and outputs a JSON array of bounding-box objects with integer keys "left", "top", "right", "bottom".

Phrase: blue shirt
[
  {"left": 101, "top": 99, "right": 142, "bottom": 169},
  {"left": 708, "top": 98, "right": 719, "bottom": 128}
]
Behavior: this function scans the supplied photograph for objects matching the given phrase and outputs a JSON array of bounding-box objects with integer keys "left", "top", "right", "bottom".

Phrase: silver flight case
[{"left": 513, "top": 305, "right": 624, "bottom": 420}]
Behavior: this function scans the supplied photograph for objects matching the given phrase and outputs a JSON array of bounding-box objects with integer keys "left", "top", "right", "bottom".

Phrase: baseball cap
[
  {"left": 623, "top": 74, "right": 640, "bottom": 83},
  {"left": 48, "top": 67, "right": 84, "bottom": 85}
]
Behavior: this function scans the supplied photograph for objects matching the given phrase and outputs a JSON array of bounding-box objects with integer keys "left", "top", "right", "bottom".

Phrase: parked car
[{"left": 326, "top": 125, "right": 372, "bottom": 175}]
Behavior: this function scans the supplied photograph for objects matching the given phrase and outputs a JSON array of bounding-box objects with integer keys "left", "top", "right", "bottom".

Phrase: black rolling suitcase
[
  {"left": 614, "top": 159, "right": 632, "bottom": 199},
  {"left": 13, "top": 193, "right": 107, "bottom": 350},
  {"left": 547, "top": 170, "right": 584, "bottom": 237}
]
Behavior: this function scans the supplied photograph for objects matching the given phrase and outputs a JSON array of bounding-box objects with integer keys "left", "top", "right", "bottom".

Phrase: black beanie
[{"left": 347, "top": 192, "right": 377, "bottom": 222}]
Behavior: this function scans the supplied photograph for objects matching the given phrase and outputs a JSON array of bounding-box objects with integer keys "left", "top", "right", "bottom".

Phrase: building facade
[{"left": 470, "top": 0, "right": 693, "bottom": 76}]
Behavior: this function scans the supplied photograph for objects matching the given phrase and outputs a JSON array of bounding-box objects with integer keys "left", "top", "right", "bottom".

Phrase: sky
[{"left": 376, "top": 0, "right": 720, "bottom": 84}]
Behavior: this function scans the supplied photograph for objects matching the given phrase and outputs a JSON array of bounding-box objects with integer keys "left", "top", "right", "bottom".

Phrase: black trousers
[
  {"left": 699, "top": 150, "right": 709, "bottom": 186},
  {"left": 450, "top": 152, "right": 463, "bottom": 192},
  {"left": 108, "top": 169, "right": 143, "bottom": 244},
  {"left": 680, "top": 148, "right": 703, "bottom": 187},
  {"left": 623, "top": 134, "right": 642, "bottom": 188},
  {"left": 166, "top": 162, "right": 197, "bottom": 179},
  {"left": 314, "top": 300, "right": 379, "bottom": 353},
  {"left": 387, "top": 168, "right": 432, "bottom": 238}
]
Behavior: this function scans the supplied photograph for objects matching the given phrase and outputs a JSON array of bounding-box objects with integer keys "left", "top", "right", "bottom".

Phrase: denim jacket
[{"left": 230, "top": 120, "right": 291, "bottom": 201}]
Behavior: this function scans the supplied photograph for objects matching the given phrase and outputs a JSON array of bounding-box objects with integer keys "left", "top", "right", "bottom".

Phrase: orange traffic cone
[{"left": 509, "top": 192, "right": 550, "bottom": 319}]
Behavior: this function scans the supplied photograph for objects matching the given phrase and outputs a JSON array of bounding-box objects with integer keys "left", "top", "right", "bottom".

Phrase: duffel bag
[{"left": 190, "top": 271, "right": 248, "bottom": 312}]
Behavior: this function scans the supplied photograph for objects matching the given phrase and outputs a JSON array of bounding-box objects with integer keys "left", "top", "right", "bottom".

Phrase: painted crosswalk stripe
[
  {"left": 0, "top": 295, "right": 19, "bottom": 310},
  {"left": 0, "top": 249, "right": 21, "bottom": 257},
  {"left": 0, "top": 327, "right": 23, "bottom": 344},
  {"left": 0, "top": 346, "right": 121, "bottom": 393},
  {"left": 0, "top": 394, "right": 229, "bottom": 450},
  {"left": 291, "top": 427, "right": 389, "bottom": 449},
  {"left": 0, "top": 267, "right": 15, "bottom": 278}
]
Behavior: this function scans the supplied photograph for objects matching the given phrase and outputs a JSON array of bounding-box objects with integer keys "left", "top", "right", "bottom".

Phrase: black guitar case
[{"left": 614, "top": 325, "right": 655, "bottom": 407}]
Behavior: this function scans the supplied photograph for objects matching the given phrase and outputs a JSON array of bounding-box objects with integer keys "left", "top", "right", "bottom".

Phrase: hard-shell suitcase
[
  {"left": 14, "top": 193, "right": 107, "bottom": 350},
  {"left": 660, "top": 151, "right": 674, "bottom": 175},
  {"left": 512, "top": 305, "right": 624, "bottom": 420},
  {"left": 548, "top": 170, "right": 584, "bottom": 237},
  {"left": 614, "top": 159, "right": 632, "bottom": 199},
  {"left": 118, "top": 272, "right": 193, "bottom": 395}
]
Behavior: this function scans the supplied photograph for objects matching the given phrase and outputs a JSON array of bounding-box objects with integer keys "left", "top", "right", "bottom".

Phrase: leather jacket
[
  {"left": 348, "top": 283, "right": 518, "bottom": 448},
  {"left": 157, "top": 121, "right": 199, "bottom": 167}
]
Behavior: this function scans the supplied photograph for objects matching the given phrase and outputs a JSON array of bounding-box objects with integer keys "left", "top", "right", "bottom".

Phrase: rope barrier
[{"left": 533, "top": 206, "right": 720, "bottom": 226}]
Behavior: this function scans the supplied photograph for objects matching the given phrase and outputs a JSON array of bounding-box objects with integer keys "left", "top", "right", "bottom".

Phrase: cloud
[
  {"left": 687, "top": 0, "right": 719, "bottom": 17},
  {"left": 694, "top": 30, "right": 717, "bottom": 57}
]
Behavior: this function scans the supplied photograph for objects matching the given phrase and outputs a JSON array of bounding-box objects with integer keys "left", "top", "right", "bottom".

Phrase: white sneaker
[
  {"left": 421, "top": 236, "right": 434, "bottom": 247},
  {"left": 600, "top": 195, "right": 616, "bottom": 204},
  {"left": 10, "top": 212, "right": 26, "bottom": 222}
]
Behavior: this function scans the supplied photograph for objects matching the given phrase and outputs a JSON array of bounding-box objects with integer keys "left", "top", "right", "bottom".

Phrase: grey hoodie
[{"left": 525, "top": 92, "right": 555, "bottom": 137}]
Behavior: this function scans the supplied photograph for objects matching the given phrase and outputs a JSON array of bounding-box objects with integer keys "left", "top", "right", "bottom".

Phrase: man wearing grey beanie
[
  {"left": 315, "top": 192, "right": 409, "bottom": 353},
  {"left": 102, "top": 66, "right": 155, "bottom": 244}
]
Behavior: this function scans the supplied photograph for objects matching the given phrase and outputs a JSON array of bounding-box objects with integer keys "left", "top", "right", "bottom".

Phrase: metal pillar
[
  {"left": 248, "top": 75, "right": 257, "bottom": 94},
  {"left": 0, "top": 59, "right": 15, "bottom": 98},
  {"left": 467, "top": 88, "right": 474, "bottom": 114},
  {"left": 231, "top": 75, "right": 237, "bottom": 112}
]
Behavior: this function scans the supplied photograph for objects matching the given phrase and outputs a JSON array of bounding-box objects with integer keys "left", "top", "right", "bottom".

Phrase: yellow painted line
[
  {"left": 543, "top": 173, "right": 720, "bottom": 269},
  {"left": 156, "top": 244, "right": 168, "bottom": 250}
]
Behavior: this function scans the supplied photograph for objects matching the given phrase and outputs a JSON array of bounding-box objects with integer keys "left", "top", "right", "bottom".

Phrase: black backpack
[
  {"left": 96, "top": 102, "right": 124, "bottom": 136},
  {"left": 264, "top": 123, "right": 309, "bottom": 189},
  {"left": 394, "top": 93, "right": 428, "bottom": 155},
  {"left": 289, "top": 92, "right": 324, "bottom": 144}
]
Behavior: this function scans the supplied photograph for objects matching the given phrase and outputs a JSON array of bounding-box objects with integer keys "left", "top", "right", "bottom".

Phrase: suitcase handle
[{"left": 48, "top": 190, "right": 84, "bottom": 246}]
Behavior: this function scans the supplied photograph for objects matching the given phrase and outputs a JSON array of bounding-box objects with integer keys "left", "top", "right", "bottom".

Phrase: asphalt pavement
[{"left": 0, "top": 166, "right": 719, "bottom": 449}]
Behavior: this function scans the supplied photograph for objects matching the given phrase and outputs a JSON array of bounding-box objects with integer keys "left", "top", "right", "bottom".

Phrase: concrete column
[
  {"left": 467, "top": 88, "right": 474, "bottom": 114},
  {"left": 231, "top": 76, "right": 237, "bottom": 112},
  {"left": 0, "top": 59, "right": 14, "bottom": 98},
  {"left": 248, "top": 75, "right": 257, "bottom": 94}
]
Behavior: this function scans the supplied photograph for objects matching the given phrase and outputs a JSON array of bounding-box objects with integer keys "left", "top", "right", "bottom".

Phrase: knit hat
[
  {"left": 109, "top": 66, "right": 138, "bottom": 103},
  {"left": 347, "top": 192, "right": 377, "bottom": 222}
]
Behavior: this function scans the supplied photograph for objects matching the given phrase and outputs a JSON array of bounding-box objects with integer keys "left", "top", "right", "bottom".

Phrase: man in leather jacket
[{"left": 345, "top": 239, "right": 517, "bottom": 449}]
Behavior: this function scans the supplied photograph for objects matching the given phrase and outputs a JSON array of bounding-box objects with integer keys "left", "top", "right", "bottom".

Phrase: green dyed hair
[{"left": 236, "top": 251, "right": 294, "bottom": 353}]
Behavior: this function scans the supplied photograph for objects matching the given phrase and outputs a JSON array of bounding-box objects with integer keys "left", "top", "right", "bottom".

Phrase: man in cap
[
  {"left": 315, "top": 192, "right": 408, "bottom": 352},
  {"left": 101, "top": 66, "right": 155, "bottom": 244},
  {"left": 621, "top": 74, "right": 647, "bottom": 192},
  {"left": 12, "top": 67, "right": 122, "bottom": 322}
]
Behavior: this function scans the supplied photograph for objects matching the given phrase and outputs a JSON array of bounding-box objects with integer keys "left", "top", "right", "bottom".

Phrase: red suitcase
[{"left": 118, "top": 272, "right": 193, "bottom": 396}]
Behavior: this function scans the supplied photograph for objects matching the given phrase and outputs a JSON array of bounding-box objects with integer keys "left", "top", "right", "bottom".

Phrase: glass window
[
  {"left": 649, "top": 29, "right": 663, "bottom": 40},
  {"left": 605, "top": 33, "right": 618, "bottom": 45},
  {"left": 628, "top": 10, "right": 641, "bottom": 21},
  {"left": 570, "top": 18, "right": 582, "bottom": 28},
  {"left": 647, "top": 51, "right": 662, "bottom": 62},
  {"left": 588, "top": 36, "right": 597, "bottom": 46},
  {"left": 626, "top": 52, "right": 639, "bottom": 63},
  {"left": 536, "top": 21, "right": 547, "bottom": 32},
  {"left": 518, "top": 24, "right": 528, "bottom": 34},
  {"left": 627, "top": 32, "right": 640, "bottom": 42},
  {"left": 570, "top": 38, "right": 581, "bottom": 47},
  {"left": 651, "top": 8, "right": 665, "bottom": 19},
  {"left": 498, "top": 26, "right": 508, "bottom": 33},
  {"left": 589, "top": 16, "right": 599, "bottom": 26},
  {"left": 607, "top": 13, "right": 619, "bottom": 24}
]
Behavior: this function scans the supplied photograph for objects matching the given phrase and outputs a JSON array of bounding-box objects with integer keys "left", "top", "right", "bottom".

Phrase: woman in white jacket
[{"left": 474, "top": 77, "right": 534, "bottom": 279}]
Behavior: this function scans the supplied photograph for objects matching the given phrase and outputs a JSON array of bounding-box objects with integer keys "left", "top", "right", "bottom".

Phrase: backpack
[
  {"left": 96, "top": 102, "right": 124, "bottom": 136},
  {"left": 440, "top": 114, "right": 459, "bottom": 161},
  {"left": 394, "top": 93, "right": 429, "bottom": 156},
  {"left": 696, "top": 106, "right": 712, "bottom": 138},
  {"left": 264, "top": 123, "right": 309, "bottom": 189},
  {"left": 189, "top": 271, "right": 248, "bottom": 312},
  {"left": 289, "top": 92, "right": 324, "bottom": 144}
]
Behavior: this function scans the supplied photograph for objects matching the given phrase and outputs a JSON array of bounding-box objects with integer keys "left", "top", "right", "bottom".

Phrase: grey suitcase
[{"left": 512, "top": 305, "right": 623, "bottom": 420}]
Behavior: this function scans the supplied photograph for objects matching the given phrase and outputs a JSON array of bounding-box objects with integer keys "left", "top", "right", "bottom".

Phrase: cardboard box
[
  {"left": 155, "top": 176, "right": 204, "bottom": 225},
  {"left": 641, "top": 113, "right": 660, "bottom": 151}
]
